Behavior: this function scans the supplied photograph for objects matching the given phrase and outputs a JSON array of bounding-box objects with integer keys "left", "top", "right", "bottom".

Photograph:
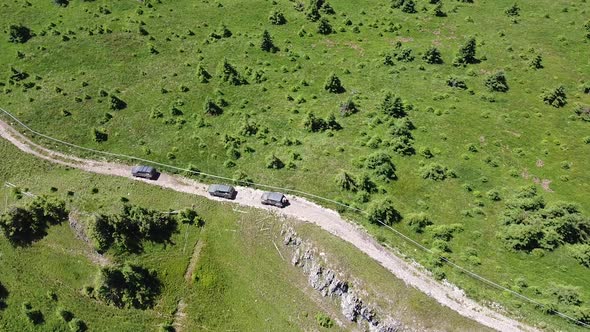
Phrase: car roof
[
  {"left": 209, "top": 184, "right": 234, "bottom": 192},
  {"left": 133, "top": 165, "right": 155, "bottom": 173},
  {"left": 264, "top": 192, "right": 285, "bottom": 201}
]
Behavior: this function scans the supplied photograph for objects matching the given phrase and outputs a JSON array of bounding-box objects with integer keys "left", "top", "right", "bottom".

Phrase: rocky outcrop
[{"left": 282, "top": 226, "right": 409, "bottom": 331}]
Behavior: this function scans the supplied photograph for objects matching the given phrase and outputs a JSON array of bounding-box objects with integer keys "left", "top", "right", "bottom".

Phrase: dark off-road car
[
  {"left": 261, "top": 192, "right": 289, "bottom": 208},
  {"left": 208, "top": 184, "right": 236, "bottom": 199},
  {"left": 131, "top": 165, "right": 157, "bottom": 180}
]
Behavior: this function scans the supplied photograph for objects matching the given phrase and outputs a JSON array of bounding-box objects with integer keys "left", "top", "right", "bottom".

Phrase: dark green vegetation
[
  {"left": 0, "top": 196, "right": 68, "bottom": 246},
  {"left": 90, "top": 204, "right": 180, "bottom": 253},
  {"left": 1, "top": 0, "right": 590, "bottom": 329},
  {"left": 0, "top": 139, "right": 487, "bottom": 331}
]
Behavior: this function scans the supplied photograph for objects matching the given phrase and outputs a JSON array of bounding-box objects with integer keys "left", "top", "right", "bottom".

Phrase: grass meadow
[
  {"left": 1, "top": 0, "right": 590, "bottom": 330},
  {"left": 0, "top": 139, "right": 488, "bottom": 331}
]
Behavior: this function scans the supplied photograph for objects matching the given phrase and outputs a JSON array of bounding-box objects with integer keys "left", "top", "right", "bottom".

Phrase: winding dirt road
[{"left": 0, "top": 119, "right": 537, "bottom": 332}]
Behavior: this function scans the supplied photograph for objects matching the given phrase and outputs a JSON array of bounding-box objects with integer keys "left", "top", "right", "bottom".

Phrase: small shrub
[
  {"left": 423, "top": 46, "right": 443, "bottom": 64},
  {"left": 419, "top": 147, "right": 434, "bottom": 158},
  {"left": 486, "top": 190, "right": 501, "bottom": 201},
  {"left": 302, "top": 112, "right": 327, "bottom": 132},
  {"left": 430, "top": 2, "right": 446, "bottom": 17},
  {"left": 484, "top": 72, "right": 509, "bottom": 92},
  {"left": 265, "top": 154, "right": 284, "bottom": 169},
  {"left": 569, "top": 244, "right": 590, "bottom": 268},
  {"left": 394, "top": 47, "right": 415, "bottom": 62},
  {"left": 340, "top": 98, "right": 358, "bottom": 116},
  {"left": 315, "top": 312, "right": 334, "bottom": 328},
  {"left": 407, "top": 213, "right": 433, "bottom": 233},
  {"left": 573, "top": 104, "right": 590, "bottom": 122},
  {"left": 367, "top": 198, "right": 401, "bottom": 226},
  {"left": 57, "top": 308, "right": 74, "bottom": 322},
  {"left": 335, "top": 170, "right": 357, "bottom": 191},
  {"left": 268, "top": 10, "right": 287, "bottom": 25},
  {"left": 427, "top": 224, "right": 464, "bottom": 241},
  {"left": 324, "top": 73, "right": 344, "bottom": 93},
  {"left": 317, "top": 18, "right": 333, "bottom": 35},
  {"left": 109, "top": 95, "right": 126, "bottom": 110},
  {"left": 419, "top": 163, "right": 454, "bottom": 181},
  {"left": 505, "top": 4, "right": 520, "bottom": 17},
  {"left": 217, "top": 58, "right": 247, "bottom": 85},
  {"left": 529, "top": 54, "right": 543, "bottom": 69},
  {"left": 540, "top": 85, "right": 567, "bottom": 108},
  {"left": 8, "top": 24, "right": 32, "bottom": 43},
  {"left": 446, "top": 76, "right": 467, "bottom": 89},
  {"left": 92, "top": 128, "right": 108, "bottom": 142},
  {"left": 203, "top": 97, "right": 222, "bottom": 116},
  {"left": 196, "top": 63, "right": 211, "bottom": 83},
  {"left": 69, "top": 318, "right": 87, "bottom": 332},
  {"left": 401, "top": 0, "right": 417, "bottom": 13},
  {"left": 550, "top": 284, "right": 582, "bottom": 306},
  {"left": 365, "top": 152, "right": 397, "bottom": 181}
]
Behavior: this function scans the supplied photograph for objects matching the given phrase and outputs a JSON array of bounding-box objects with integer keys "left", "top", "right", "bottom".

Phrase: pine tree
[
  {"left": 484, "top": 72, "right": 509, "bottom": 92},
  {"left": 268, "top": 10, "right": 287, "bottom": 25},
  {"left": 422, "top": 46, "right": 443, "bottom": 64},
  {"left": 218, "top": 58, "right": 246, "bottom": 85},
  {"left": 381, "top": 92, "right": 406, "bottom": 117},
  {"left": 335, "top": 170, "right": 357, "bottom": 191},
  {"left": 432, "top": 2, "right": 446, "bottom": 17},
  {"left": 324, "top": 73, "right": 344, "bottom": 93},
  {"left": 317, "top": 18, "right": 333, "bottom": 35},
  {"left": 453, "top": 37, "right": 477, "bottom": 66},
  {"left": 203, "top": 97, "right": 223, "bottom": 115},
  {"left": 196, "top": 63, "right": 211, "bottom": 83},
  {"left": 401, "top": 0, "right": 417, "bottom": 13},
  {"left": 529, "top": 54, "right": 543, "bottom": 69},
  {"left": 306, "top": 0, "right": 323, "bottom": 21},
  {"left": 260, "top": 30, "right": 277, "bottom": 53}
]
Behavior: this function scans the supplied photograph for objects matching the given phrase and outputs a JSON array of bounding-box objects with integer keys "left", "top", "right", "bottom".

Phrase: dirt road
[{"left": 0, "top": 119, "right": 537, "bottom": 332}]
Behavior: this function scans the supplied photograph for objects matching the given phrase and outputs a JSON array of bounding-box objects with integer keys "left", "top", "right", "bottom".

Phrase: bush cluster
[
  {"left": 302, "top": 112, "right": 341, "bottom": 132},
  {"left": 419, "top": 163, "right": 456, "bottom": 181},
  {"left": 446, "top": 76, "right": 468, "bottom": 89},
  {"left": 540, "top": 85, "right": 567, "bottom": 108},
  {"left": 0, "top": 196, "right": 68, "bottom": 247},
  {"left": 22, "top": 302, "right": 43, "bottom": 325},
  {"left": 90, "top": 204, "right": 180, "bottom": 253},
  {"left": 498, "top": 186, "right": 590, "bottom": 253},
  {"left": 573, "top": 104, "right": 590, "bottom": 122},
  {"left": 9, "top": 24, "right": 32, "bottom": 43},
  {"left": 94, "top": 263, "right": 161, "bottom": 309},
  {"left": 406, "top": 212, "right": 433, "bottom": 233},
  {"left": 388, "top": 118, "right": 415, "bottom": 155}
]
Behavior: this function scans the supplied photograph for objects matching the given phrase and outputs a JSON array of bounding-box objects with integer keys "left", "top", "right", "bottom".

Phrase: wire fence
[{"left": 0, "top": 107, "right": 587, "bottom": 328}]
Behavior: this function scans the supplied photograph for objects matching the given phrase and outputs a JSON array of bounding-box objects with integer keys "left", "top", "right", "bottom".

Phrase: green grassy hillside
[
  {"left": 1, "top": 0, "right": 589, "bottom": 329},
  {"left": 0, "top": 139, "right": 487, "bottom": 331}
]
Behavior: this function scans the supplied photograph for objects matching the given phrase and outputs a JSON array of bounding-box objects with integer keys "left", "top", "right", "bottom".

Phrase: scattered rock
[{"left": 282, "top": 226, "right": 409, "bottom": 331}]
